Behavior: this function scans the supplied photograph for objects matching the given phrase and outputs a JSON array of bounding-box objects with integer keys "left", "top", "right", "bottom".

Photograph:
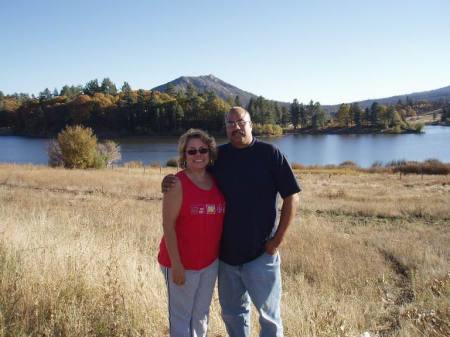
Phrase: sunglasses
[{"left": 186, "top": 148, "right": 209, "bottom": 155}]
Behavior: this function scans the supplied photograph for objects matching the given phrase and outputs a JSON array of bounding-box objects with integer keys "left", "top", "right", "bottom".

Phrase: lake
[{"left": 1, "top": 126, "right": 449, "bottom": 167}]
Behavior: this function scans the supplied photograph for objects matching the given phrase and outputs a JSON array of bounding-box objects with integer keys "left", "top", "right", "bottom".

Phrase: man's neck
[{"left": 230, "top": 136, "right": 254, "bottom": 149}]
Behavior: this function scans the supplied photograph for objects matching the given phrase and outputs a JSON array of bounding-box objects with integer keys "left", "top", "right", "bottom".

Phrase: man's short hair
[{"left": 225, "top": 106, "right": 251, "bottom": 122}]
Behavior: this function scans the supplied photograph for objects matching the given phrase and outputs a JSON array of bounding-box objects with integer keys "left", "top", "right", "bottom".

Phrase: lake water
[{"left": 0, "top": 126, "right": 449, "bottom": 167}]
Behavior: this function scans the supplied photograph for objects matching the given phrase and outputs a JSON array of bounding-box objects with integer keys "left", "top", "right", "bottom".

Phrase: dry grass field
[{"left": 0, "top": 164, "right": 449, "bottom": 337}]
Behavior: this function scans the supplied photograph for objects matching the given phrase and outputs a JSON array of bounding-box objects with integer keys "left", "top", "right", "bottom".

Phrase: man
[{"left": 164, "top": 106, "right": 300, "bottom": 337}]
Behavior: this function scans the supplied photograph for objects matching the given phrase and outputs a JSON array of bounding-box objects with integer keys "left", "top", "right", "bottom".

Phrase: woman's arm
[{"left": 162, "top": 179, "right": 184, "bottom": 285}]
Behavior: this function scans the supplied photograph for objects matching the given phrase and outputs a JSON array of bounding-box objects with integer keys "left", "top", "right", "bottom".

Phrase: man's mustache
[{"left": 232, "top": 130, "right": 245, "bottom": 136}]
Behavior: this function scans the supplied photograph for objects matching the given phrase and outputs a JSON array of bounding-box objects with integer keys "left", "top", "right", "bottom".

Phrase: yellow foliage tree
[{"left": 57, "top": 125, "right": 98, "bottom": 169}]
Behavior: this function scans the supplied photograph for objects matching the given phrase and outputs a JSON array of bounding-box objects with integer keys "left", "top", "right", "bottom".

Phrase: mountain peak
[
  {"left": 152, "top": 75, "right": 259, "bottom": 106},
  {"left": 201, "top": 74, "right": 218, "bottom": 81}
]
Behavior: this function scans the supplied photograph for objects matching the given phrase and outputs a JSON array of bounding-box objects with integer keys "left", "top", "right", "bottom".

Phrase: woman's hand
[{"left": 171, "top": 263, "right": 185, "bottom": 285}]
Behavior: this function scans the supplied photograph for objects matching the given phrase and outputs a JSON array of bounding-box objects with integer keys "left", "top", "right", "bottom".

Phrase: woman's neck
[
  {"left": 184, "top": 167, "right": 212, "bottom": 190},
  {"left": 184, "top": 167, "right": 207, "bottom": 179}
]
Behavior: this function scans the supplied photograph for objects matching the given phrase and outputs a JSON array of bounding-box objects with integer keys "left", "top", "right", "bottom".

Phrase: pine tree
[
  {"left": 313, "top": 103, "right": 326, "bottom": 129},
  {"left": 84, "top": 79, "right": 101, "bottom": 96},
  {"left": 186, "top": 84, "right": 196, "bottom": 98},
  {"left": 290, "top": 99, "right": 300, "bottom": 129},
  {"left": 246, "top": 98, "right": 255, "bottom": 120},
  {"left": 121, "top": 81, "right": 132, "bottom": 93},
  {"left": 350, "top": 103, "right": 362, "bottom": 128},
  {"left": 101, "top": 78, "right": 117, "bottom": 95},
  {"left": 234, "top": 95, "right": 241, "bottom": 107},
  {"left": 281, "top": 106, "right": 289, "bottom": 126},
  {"left": 370, "top": 102, "right": 379, "bottom": 126},
  {"left": 363, "top": 107, "right": 370, "bottom": 126},
  {"left": 166, "top": 83, "right": 177, "bottom": 96},
  {"left": 39, "top": 88, "right": 52, "bottom": 101},
  {"left": 299, "top": 103, "right": 306, "bottom": 128},
  {"left": 441, "top": 103, "right": 450, "bottom": 123},
  {"left": 305, "top": 100, "right": 317, "bottom": 127}
]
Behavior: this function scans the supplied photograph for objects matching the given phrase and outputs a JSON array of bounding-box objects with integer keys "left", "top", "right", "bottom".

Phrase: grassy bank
[{"left": 0, "top": 164, "right": 449, "bottom": 337}]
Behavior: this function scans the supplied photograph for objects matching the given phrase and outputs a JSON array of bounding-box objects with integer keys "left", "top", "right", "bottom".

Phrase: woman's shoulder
[{"left": 176, "top": 170, "right": 191, "bottom": 186}]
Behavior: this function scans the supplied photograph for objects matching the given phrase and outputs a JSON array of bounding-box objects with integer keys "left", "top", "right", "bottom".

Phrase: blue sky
[{"left": 1, "top": 0, "right": 449, "bottom": 104}]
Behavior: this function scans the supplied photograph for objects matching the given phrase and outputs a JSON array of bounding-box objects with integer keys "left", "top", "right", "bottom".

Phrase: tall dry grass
[{"left": 0, "top": 164, "right": 449, "bottom": 337}]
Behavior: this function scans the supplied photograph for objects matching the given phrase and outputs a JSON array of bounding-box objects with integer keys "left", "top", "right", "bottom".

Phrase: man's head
[{"left": 225, "top": 106, "right": 253, "bottom": 148}]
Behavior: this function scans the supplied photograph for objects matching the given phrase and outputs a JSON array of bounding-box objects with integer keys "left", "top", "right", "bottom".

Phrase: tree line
[
  {"left": 0, "top": 79, "right": 229, "bottom": 137},
  {"left": 0, "top": 78, "right": 447, "bottom": 137}
]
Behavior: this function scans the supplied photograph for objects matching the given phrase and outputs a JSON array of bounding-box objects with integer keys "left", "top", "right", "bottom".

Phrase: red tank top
[{"left": 158, "top": 170, "right": 225, "bottom": 270}]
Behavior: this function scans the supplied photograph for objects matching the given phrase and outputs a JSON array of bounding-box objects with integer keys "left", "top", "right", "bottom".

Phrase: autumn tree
[
  {"left": 337, "top": 103, "right": 350, "bottom": 127},
  {"left": 56, "top": 125, "right": 98, "bottom": 168},
  {"left": 51, "top": 125, "right": 121, "bottom": 169},
  {"left": 376, "top": 104, "right": 388, "bottom": 128}
]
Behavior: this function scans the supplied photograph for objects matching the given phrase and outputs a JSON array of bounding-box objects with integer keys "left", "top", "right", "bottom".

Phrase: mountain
[
  {"left": 152, "top": 74, "right": 262, "bottom": 107},
  {"left": 152, "top": 74, "right": 450, "bottom": 113}
]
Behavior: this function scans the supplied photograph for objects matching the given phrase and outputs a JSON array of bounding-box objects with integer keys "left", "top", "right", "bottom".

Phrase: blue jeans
[{"left": 218, "top": 252, "right": 283, "bottom": 337}]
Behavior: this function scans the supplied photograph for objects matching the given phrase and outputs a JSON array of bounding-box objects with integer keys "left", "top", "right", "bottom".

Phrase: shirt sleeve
[{"left": 272, "top": 147, "right": 301, "bottom": 198}]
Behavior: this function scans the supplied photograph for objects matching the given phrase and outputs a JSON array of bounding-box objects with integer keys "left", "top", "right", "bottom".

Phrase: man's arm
[
  {"left": 161, "top": 174, "right": 179, "bottom": 193},
  {"left": 265, "top": 193, "right": 299, "bottom": 255}
]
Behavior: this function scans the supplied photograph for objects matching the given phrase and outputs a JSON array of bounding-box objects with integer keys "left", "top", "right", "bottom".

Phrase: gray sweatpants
[{"left": 161, "top": 259, "right": 218, "bottom": 337}]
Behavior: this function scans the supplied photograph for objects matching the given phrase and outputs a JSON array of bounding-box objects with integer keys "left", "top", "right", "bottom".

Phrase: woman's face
[{"left": 185, "top": 138, "right": 210, "bottom": 170}]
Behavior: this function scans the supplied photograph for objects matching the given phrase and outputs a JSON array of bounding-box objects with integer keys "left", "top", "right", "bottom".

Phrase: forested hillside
[{"left": 1, "top": 77, "right": 448, "bottom": 137}]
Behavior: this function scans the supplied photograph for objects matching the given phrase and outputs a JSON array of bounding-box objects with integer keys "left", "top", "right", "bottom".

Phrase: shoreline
[
  {"left": 4, "top": 124, "right": 449, "bottom": 139},
  {"left": 1, "top": 122, "right": 448, "bottom": 140}
]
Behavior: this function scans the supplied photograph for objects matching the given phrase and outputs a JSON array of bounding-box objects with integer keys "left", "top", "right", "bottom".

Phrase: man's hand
[
  {"left": 265, "top": 193, "right": 299, "bottom": 255},
  {"left": 161, "top": 174, "right": 178, "bottom": 193},
  {"left": 265, "top": 237, "right": 281, "bottom": 255},
  {"left": 171, "top": 263, "right": 185, "bottom": 286}
]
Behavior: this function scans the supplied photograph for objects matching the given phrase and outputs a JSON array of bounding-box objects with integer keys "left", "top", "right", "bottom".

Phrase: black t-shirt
[{"left": 211, "top": 138, "right": 301, "bottom": 265}]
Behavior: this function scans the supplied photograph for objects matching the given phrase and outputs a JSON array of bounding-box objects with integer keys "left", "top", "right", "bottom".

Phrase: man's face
[{"left": 225, "top": 110, "right": 253, "bottom": 148}]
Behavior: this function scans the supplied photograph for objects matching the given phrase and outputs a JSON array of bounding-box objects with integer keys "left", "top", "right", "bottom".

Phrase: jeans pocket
[{"left": 263, "top": 251, "right": 280, "bottom": 266}]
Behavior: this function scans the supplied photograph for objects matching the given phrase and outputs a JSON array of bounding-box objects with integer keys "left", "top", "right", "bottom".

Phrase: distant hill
[
  {"left": 328, "top": 85, "right": 450, "bottom": 112},
  {"left": 152, "top": 74, "right": 261, "bottom": 107},
  {"left": 152, "top": 74, "right": 450, "bottom": 113}
]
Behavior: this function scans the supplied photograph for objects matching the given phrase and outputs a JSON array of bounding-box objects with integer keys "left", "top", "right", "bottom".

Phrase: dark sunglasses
[{"left": 186, "top": 148, "right": 209, "bottom": 155}]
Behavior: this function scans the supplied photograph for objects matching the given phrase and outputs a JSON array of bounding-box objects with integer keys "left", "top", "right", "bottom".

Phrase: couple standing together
[{"left": 158, "top": 106, "right": 301, "bottom": 337}]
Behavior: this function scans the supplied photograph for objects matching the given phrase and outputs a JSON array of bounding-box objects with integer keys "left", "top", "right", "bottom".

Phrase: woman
[{"left": 158, "top": 129, "right": 225, "bottom": 337}]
